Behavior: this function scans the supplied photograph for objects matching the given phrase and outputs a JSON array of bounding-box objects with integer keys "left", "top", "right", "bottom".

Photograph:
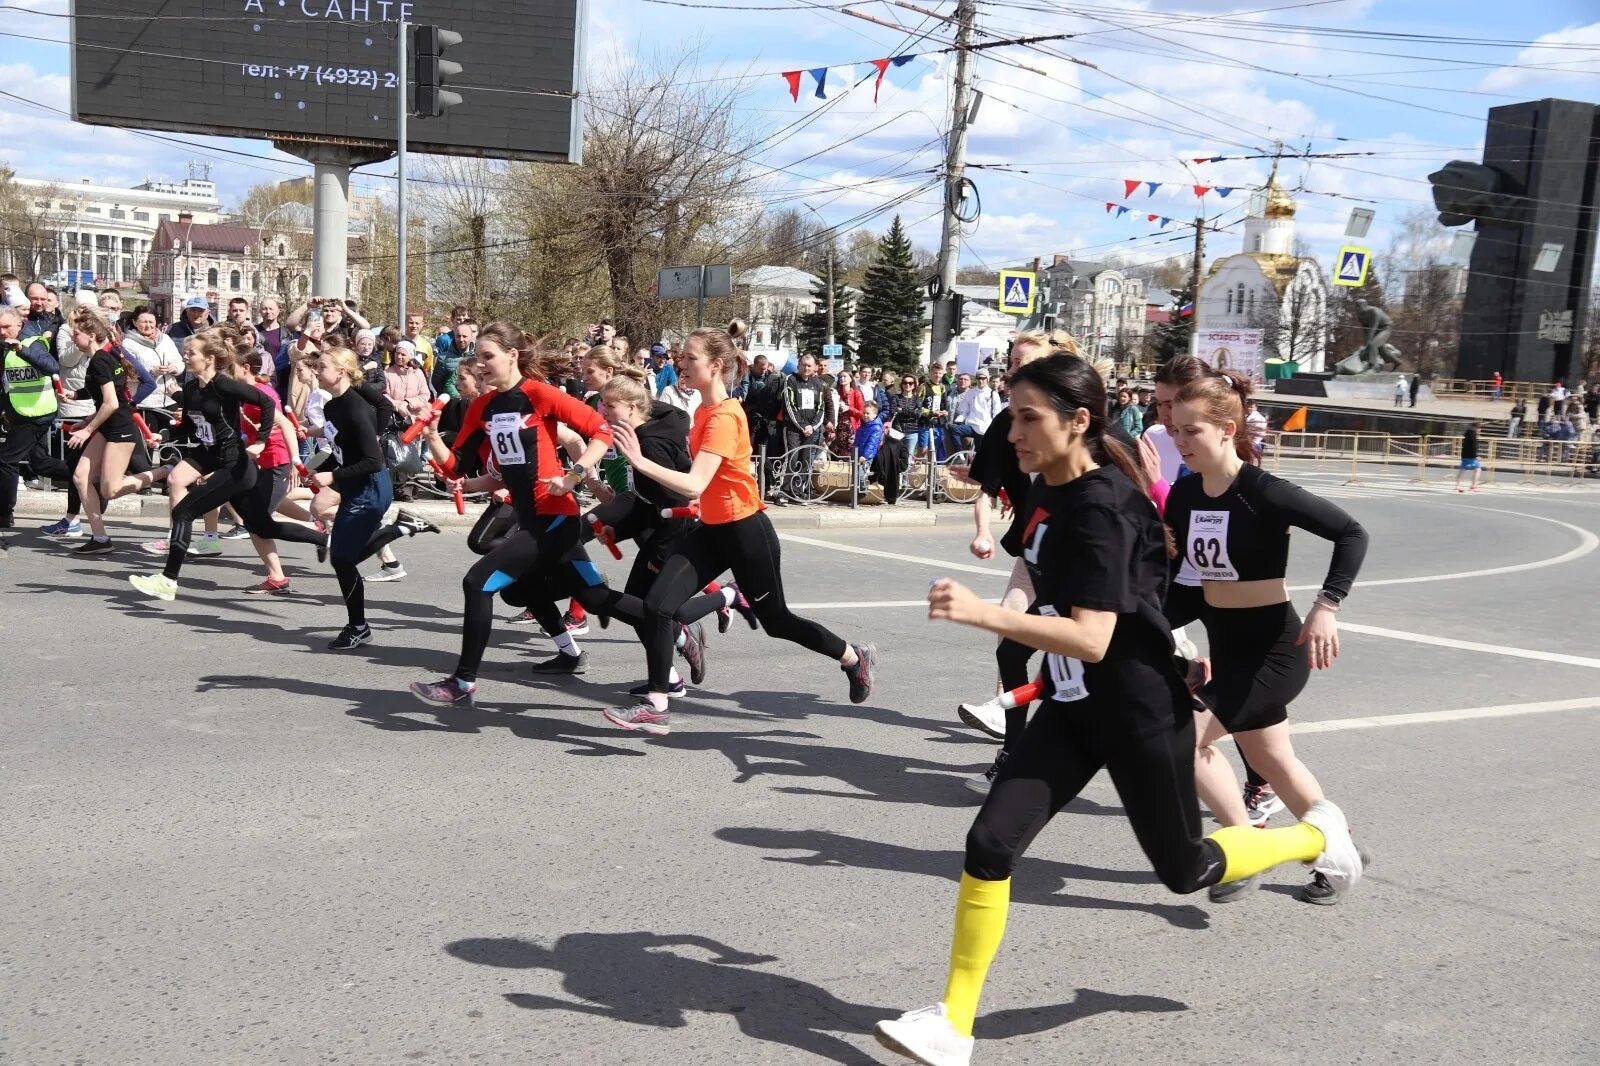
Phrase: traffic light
[{"left": 412, "top": 25, "right": 463, "bottom": 118}]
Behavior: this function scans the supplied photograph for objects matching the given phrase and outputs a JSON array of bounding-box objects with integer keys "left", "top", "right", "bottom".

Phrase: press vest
[{"left": 2, "top": 344, "right": 59, "bottom": 420}]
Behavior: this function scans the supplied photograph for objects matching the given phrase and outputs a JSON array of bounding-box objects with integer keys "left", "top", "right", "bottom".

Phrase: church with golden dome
[{"left": 1192, "top": 160, "right": 1330, "bottom": 374}]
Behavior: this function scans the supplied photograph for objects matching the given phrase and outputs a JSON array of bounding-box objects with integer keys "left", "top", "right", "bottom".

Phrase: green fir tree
[
  {"left": 855, "top": 216, "right": 928, "bottom": 370},
  {"left": 797, "top": 254, "right": 856, "bottom": 362}
]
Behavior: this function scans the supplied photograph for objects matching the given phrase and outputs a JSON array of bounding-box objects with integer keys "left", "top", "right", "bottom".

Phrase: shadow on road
[
  {"left": 444, "top": 932, "right": 1186, "bottom": 1063},
  {"left": 715, "top": 827, "right": 1209, "bottom": 929}
]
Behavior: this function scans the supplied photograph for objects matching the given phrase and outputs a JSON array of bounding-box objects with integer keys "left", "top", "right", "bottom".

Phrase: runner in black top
[
  {"left": 128, "top": 326, "right": 329, "bottom": 602},
  {"left": 308, "top": 346, "right": 439, "bottom": 650},
  {"left": 64, "top": 307, "right": 168, "bottom": 553},
  {"left": 873, "top": 354, "right": 1360, "bottom": 1066},
  {"left": 1164, "top": 367, "right": 1368, "bottom": 906}
]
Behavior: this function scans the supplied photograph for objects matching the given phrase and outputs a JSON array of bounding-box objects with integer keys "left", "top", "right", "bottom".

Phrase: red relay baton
[
  {"left": 401, "top": 397, "right": 449, "bottom": 445},
  {"left": 52, "top": 376, "right": 65, "bottom": 399},
  {"left": 586, "top": 513, "right": 623, "bottom": 559},
  {"left": 130, "top": 411, "right": 160, "bottom": 449},
  {"left": 293, "top": 462, "right": 322, "bottom": 494},
  {"left": 996, "top": 680, "right": 1043, "bottom": 710},
  {"left": 282, "top": 408, "right": 309, "bottom": 441},
  {"left": 660, "top": 503, "right": 701, "bottom": 520},
  {"left": 428, "top": 457, "right": 464, "bottom": 514}
]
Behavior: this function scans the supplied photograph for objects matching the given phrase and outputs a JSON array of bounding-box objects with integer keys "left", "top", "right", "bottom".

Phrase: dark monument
[
  {"left": 1429, "top": 98, "right": 1600, "bottom": 386},
  {"left": 1333, "top": 301, "right": 1403, "bottom": 375}
]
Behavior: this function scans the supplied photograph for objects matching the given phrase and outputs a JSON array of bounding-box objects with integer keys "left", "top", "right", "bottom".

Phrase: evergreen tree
[
  {"left": 796, "top": 251, "right": 857, "bottom": 362},
  {"left": 855, "top": 216, "right": 927, "bottom": 370},
  {"left": 1150, "top": 283, "right": 1194, "bottom": 365}
]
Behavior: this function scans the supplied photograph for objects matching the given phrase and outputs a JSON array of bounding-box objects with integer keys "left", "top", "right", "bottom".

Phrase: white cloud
[{"left": 1479, "top": 22, "right": 1600, "bottom": 92}]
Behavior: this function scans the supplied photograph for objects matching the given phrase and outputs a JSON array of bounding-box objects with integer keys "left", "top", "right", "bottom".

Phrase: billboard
[
  {"left": 70, "top": 1, "right": 584, "bottom": 163},
  {"left": 1196, "top": 328, "right": 1264, "bottom": 383}
]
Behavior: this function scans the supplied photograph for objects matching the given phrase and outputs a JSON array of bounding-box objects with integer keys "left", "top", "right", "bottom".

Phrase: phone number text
[{"left": 242, "top": 64, "right": 398, "bottom": 91}]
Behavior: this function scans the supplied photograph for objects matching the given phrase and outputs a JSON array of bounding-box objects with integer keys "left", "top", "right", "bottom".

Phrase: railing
[
  {"left": 1266, "top": 429, "right": 1597, "bottom": 486},
  {"left": 1427, "top": 378, "right": 1558, "bottom": 404}
]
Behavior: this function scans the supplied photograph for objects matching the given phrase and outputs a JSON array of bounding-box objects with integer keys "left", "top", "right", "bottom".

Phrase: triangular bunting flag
[
  {"left": 1283, "top": 406, "right": 1308, "bottom": 432},
  {"left": 1193, "top": 185, "right": 1211, "bottom": 198},
  {"left": 1116, "top": 206, "right": 1129, "bottom": 218},
  {"left": 1123, "top": 179, "right": 1140, "bottom": 199},
  {"left": 1105, "top": 202, "right": 1116, "bottom": 213},
  {"left": 1193, "top": 157, "right": 1209, "bottom": 164},
  {"left": 871, "top": 58, "right": 892, "bottom": 102},
  {"left": 1146, "top": 181, "right": 1161, "bottom": 196},
  {"left": 1147, "top": 214, "right": 1158, "bottom": 222},
  {"left": 1210, "top": 156, "right": 1225, "bottom": 163},
  {"left": 782, "top": 71, "right": 802, "bottom": 102},
  {"left": 891, "top": 54, "right": 916, "bottom": 68},
  {"left": 1160, "top": 217, "right": 1172, "bottom": 226},
  {"left": 1216, "top": 187, "right": 1234, "bottom": 198},
  {"left": 808, "top": 67, "right": 830, "bottom": 99}
]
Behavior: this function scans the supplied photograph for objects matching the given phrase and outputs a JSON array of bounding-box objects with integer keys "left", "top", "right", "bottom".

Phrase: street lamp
[{"left": 245, "top": 202, "right": 299, "bottom": 303}]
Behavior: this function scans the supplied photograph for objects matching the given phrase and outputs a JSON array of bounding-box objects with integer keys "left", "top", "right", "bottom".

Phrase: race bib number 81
[{"left": 489, "top": 412, "right": 528, "bottom": 465}]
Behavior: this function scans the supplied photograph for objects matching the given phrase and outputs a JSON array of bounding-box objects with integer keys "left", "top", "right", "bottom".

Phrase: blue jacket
[
  {"left": 655, "top": 362, "right": 678, "bottom": 394},
  {"left": 854, "top": 418, "right": 884, "bottom": 462},
  {"left": 18, "top": 311, "right": 60, "bottom": 376}
]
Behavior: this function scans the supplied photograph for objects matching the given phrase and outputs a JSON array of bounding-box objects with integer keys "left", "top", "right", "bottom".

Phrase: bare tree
[{"left": 0, "top": 166, "right": 61, "bottom": 278}]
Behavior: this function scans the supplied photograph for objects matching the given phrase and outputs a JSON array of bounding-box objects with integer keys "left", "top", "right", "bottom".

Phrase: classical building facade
[
  {"left": 1193, "top": 163, "right": 1329, "bottom": 372},
  {"left": 1029, "top": 256, "right": 1146, "bottom": 359},
  {"left": 6, "top": 175, "right": 222, "bottom": 289},
  {"left": 147, "top": 212, "right": 366, "bottom": 323}
]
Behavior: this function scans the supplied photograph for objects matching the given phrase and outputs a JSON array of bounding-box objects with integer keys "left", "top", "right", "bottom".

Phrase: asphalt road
[{"left": 3, "top": 479, "right": 1599, "bottom": 1065}]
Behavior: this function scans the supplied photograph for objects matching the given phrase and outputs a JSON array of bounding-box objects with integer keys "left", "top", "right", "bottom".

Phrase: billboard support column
[{"left": 275, "top": 141, "right": 391, "bottom": 303}]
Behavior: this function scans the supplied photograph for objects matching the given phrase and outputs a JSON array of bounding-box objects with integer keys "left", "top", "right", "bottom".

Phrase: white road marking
[
  {"left": 1338, "top": 622, "right": 1600, "bottom": 669},
  {"left": 779, "top": 533, "right": 1012, "bottom": 577},
  {"left": 1294, "top": 697, "right": 1600, "bottom": 734}
]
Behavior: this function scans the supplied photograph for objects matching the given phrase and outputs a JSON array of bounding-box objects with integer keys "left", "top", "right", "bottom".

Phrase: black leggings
[
  {"left": 966, "top": 705, "right": 1225, "bottom": 894},
  {"left": 641, "top": 511, "right": 847, "bottom": 691},
  {"left": 162, "top": 461, "right": 327, "bottom": 580}
]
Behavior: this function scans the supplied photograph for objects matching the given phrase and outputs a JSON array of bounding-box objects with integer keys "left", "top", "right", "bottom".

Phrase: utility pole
[
  {"left": 929, "top": 0, "right": 977, "bottom": 366},
  {"left": 826, "top": 246, "right": 835, "bottom": 345},
  {"left": 1187, "top": 216, "right": 1204, "bottom": 357}
]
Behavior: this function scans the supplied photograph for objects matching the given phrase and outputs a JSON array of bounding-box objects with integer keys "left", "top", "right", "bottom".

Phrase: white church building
[{"left": 1193, "top": 162, "right": 1329, "bottom": 373}]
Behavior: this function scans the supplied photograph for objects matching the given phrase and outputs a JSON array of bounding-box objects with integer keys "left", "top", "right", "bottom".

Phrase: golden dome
[{"left": 1263, "top": 159, "right": 1296, "bottom": 219}]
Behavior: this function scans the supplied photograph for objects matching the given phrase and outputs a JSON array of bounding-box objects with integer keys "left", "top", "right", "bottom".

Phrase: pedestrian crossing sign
[
  {"left": 1333, "top": 245, "right": 1371, "bottom": 288},
  {"left": 998, "top": 270, "right": 1036, "bottom": 314}
]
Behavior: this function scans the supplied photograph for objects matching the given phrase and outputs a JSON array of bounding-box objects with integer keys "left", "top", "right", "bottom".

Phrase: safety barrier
[
  {"left": 1429, "top": 378, "right": 1569, "bottom": 404},
  {"left": 1266, "top": 430, "right": 1597, "bottom": 486}
]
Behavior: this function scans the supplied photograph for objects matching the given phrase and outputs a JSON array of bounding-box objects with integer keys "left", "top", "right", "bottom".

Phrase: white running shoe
[
  {"left": 140, "top": 538, "right": 171, "bottom": 555},
  {"left": 129, "top": 573, "right": 177, "bottom": 602},
  {"left": 875, "top": 1004, "right": 974, "bottom": 1066},
  {"left": 368, "top": 563, "right": 407, "bottom": 582},
  {"left": 1301, "top": 799, "right": 1363, "bottom": 900},
  {"left": 191, "top": 535, "right": 223, "bottom": 557},
  {"left": 956, "top": 697, "right": 1006, "bottom": 741}
]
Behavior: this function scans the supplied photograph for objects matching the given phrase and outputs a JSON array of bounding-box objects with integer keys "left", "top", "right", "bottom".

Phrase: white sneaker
[
  {"left": 129, "top": 573, "right": 177, "bottom": 602},
  {"left": 964, "top": 749, "right": 1008, "bottom": 798},
  {"left": 191, "top": 536, "right": 223, "bottom": 557},
  {"left": 368, "top": 563, "right": 407, "bottom": 582},
  {"left": 875, "top": 1004, "right": 974, "bottom": 1066},
  {"left": 140, "top": 538, "right": 170, "bottom": 555},
  {"left": 1301, "top": 799, "right": 1363, "bottom": 900},
  {"left": 956, "top": 696, "right": 1006, "bottom": 740}
]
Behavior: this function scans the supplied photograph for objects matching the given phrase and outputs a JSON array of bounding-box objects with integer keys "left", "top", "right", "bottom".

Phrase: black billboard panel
[{"left": 70, "top": 1, "right": 583, "bottom": 163}]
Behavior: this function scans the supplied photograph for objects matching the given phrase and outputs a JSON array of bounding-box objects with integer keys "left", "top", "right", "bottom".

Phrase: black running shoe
[
  {"left": 629, "top": 678, "right": 687, "bottom": 698},
  {"left": 328, "top": 624, "right": 372, "bottom": 651},
  {"left": 676, "top": 622, "right": 707, "bottom": 685},
  {"left": 843, "top": 643, "right": 877, "bottom": 704},
  {"left": 395, "top": 509, "right": 440, "bottom": 537},
  {"left": 530, "top": 650, "right": 588, "bottom": 675},
  {"left": 725, "top": 581, "right": 760, "bottom": 630},
  {"left": 316, "top": 541, "right": 328, "bottom": 565},
  {"left": 219, "top": 524, "right": 251, "bottom": 540},
  {"left": 73, "top": 537, "right": 116, "bottom": 555}
]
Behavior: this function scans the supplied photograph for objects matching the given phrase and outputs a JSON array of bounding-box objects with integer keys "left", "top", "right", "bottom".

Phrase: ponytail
[{"left": 479, "top": 321, "right": 560, "bottom": 381}]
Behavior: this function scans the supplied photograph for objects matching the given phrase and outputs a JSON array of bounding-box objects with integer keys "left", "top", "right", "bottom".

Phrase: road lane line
[
  {"left": 1338, "top": 622, "right": 1600, "bottom": 669},
  {"left": 1294, "top": 697, "right": 1600, "bottom": 734},
  {"left": 779, "top": 533, "right": 1011, "bottom": 577}
]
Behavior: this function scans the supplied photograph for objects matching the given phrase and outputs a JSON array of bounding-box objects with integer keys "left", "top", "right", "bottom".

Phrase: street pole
[
  {"left": 1187, "top": 215, "right": 1205, "bottom": 357},
  {"left": 696, "top": 265, "right": 706, "bottom": 328},
  {"left": 397, "top": 20, "right": 408, "bottom": 328},
  {"left": 826, "top": 247, "right": 835, "bottom": 346},
  {"left": 929, "top": 0, "right": 976, "bottom": 366}
]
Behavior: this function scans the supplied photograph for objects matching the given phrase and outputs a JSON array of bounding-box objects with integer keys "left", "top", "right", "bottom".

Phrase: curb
[{"left": 7, "top": 488, "right": 976, "bottom": 530}]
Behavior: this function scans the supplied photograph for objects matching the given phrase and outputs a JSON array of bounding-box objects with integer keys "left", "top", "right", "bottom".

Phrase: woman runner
[
  {"left": 408, "top": 325, "right": 625, "bottom": 707},
  {"left": 127, "top": 327, "right": 328, "bottom": 602},
  {"left": 1164, "top": 368, "right": 1370, "bottom": 905},
  {"left": 873, "top": 354, "right": 1363, "bottom": 1066},
  {"left": 601, "top": 327, "right": 877, "bottom": 737},
  {"left": 302, "top": 347, "right": 439, "bottom": 647}
]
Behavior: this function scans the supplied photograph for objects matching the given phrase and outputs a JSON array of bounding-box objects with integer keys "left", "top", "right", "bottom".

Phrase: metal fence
[{"left": 1267, "top": 430, "right": 1598, "bottom": 486}]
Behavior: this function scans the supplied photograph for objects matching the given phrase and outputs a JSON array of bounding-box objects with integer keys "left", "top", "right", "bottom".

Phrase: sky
[{"left": 1, "top": 0, "right": 1597, "bottom": 283}]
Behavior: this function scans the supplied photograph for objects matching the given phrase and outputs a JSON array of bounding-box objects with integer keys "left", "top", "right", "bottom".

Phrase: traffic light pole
[{"left": 396, "top": 20, "right": 409, "bottom": 327}]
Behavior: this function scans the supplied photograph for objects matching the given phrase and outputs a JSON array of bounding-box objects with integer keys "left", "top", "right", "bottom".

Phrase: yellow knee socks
[
  {"left": 942, "top": 873, "right": 1010, "bottom": 1038},
  {"left": 1208, "top": 823, "right": 1326, "bottom": 884}
]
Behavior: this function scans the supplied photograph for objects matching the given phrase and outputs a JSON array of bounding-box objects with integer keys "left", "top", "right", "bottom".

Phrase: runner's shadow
[
  {"left": 714, "top": 827, "right": 1208, "bottom": 930},
  {"left": 447, "top": 932, "right": 883, "bottom": 1065}
]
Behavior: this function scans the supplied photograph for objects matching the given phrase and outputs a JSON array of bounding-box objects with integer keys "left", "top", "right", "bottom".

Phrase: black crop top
[
  {"left": 1164, "top": 463, "right": 1368, "bottom": 600},
  {"left": 175, "top": 374, "right": 276, "bottom": 472}
]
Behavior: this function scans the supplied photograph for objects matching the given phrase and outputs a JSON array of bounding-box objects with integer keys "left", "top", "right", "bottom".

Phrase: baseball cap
[
  {"left": 650, "top": 343, "right": 668, "bottom": 357},
  {"left": 182, "top": 295, "right": 209, "bottom": 311}
]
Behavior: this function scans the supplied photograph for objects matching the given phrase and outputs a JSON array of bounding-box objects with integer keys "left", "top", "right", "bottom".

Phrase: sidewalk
[{"left": 6, "top": 487, "right": 979, "bottom": 530}]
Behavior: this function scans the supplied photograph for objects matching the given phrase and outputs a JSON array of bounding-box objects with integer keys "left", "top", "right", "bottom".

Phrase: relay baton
[
  {"left": 427, "top": 457, "right": 464, "bottom": 514},
  {"left": 51, "top": 376, "right": 65, "bottom": 399},
  {"left": 401, "top": 397, "right": 449, "bottom": 445},
  {"left": 996, "top": 680, "right": 1043, "bottom": 710},
  {"left": 586, "top": 513, "right": 623, "bottom": 559},
  {"left": 130, "top": 411, "right": 160, "bottom": 449},
  {"left": 282, "top": 408, "right": 309, "bottom": 441},
  {"left": 660, "top": 503, "right": 701, "bottom": 520}
]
